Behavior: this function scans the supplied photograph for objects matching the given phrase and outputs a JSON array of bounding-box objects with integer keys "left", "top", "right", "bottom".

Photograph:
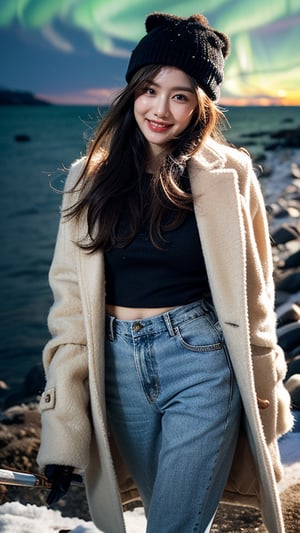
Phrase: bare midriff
[{"left": 105, "top": 304, "right": 177, "bottom": 320}]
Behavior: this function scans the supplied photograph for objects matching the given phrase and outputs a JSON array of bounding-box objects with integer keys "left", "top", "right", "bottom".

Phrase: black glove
[{"left": 44, "top": 464, "right": 74, "bottom": 506}]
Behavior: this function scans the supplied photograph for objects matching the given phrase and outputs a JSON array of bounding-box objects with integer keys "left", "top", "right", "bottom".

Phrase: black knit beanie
[{"left": 126, "top": 13, "right": 230, "bottom": 101}]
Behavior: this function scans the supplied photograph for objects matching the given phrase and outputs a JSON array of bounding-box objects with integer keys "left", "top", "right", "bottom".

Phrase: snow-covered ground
[
  {"left": 0, "top": 432, "right": 299, "bottom": 533},
  {"left": 0, "top": 502, "right": 146, "bottom": 533},
  {"left": 278, "top": 432, "right": 300, "bottom": 492}
]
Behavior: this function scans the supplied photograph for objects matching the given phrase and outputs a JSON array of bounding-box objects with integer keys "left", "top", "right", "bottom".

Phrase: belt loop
[
  {"left": 107, "top": 315, "right": 115, "bottom": 341},
  {"left": 163, "top": 312, "right": 176, "bottom": 337}
]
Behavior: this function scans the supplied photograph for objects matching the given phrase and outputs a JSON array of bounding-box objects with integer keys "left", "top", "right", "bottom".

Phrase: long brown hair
[{"left": 67, "top": 65, "right": 226, "bottom": 252}]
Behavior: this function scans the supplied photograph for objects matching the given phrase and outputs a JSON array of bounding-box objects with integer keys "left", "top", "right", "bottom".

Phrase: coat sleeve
[
  {"left": 241, "top": 158, "right": 293, "bottom": 444},
  {"left": 37, "top": 158, "right": 92, "bottom": 471}
]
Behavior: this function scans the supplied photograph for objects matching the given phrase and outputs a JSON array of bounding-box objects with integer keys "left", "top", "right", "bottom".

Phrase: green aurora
[{"left": 1, "top": 0, "right": 299, "bottom": 103}]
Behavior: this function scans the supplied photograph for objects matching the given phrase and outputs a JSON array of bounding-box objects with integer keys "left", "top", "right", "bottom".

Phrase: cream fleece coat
[{"left": 37, "top": 138, "right": 293, "bottom": 533}]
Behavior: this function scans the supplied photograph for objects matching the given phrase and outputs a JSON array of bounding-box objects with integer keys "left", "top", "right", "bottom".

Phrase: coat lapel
[
  {"left": 188, "top": 155, "right": 254, "bottom": 396},
  {"left": 189, "top": 158, "right": 247, "bottom": 328},
  {"left": 78, "top": 246, "right": 107, "bottom": 409}
]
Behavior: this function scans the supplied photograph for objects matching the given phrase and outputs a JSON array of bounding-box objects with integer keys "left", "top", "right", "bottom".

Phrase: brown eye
[{"left": 174, "top": 94, "right": 188, "bottom": 101}]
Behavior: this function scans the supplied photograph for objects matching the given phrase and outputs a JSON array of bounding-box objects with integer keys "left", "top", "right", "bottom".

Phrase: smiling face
[{"left": 133, "top": 66, "right": 198, "bottom": 161}]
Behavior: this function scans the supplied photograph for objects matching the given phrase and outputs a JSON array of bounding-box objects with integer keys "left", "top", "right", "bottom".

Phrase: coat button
[{"left": 132, "top": 322, "right": 143, "bottom": 332}]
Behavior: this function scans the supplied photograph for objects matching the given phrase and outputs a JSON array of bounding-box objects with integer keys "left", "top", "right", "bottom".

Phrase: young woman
[{"left": 37, "top": 13, "right": 293, "bottom": 533}]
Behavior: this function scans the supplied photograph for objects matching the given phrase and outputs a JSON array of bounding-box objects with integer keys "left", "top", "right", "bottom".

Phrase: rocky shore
[{"left": 0, "top": 128, "right": 300, "bottom": 531}]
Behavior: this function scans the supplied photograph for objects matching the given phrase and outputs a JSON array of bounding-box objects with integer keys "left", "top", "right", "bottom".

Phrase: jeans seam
[{"left": 192, "top": 352, "right": 237, "bottom": 532}]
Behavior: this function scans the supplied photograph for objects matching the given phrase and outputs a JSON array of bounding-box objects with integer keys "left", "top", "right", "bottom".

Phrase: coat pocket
[
  {"left": 252, "top": 346, "right": 293, "bottom": 440},
  {"left": 252, "top": 347, "right": 294, "bottom": 482}
]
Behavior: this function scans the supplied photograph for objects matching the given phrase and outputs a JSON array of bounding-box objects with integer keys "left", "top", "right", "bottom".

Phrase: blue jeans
[{"left": 105, "top": 299, "right": 241, "bottom": 533}]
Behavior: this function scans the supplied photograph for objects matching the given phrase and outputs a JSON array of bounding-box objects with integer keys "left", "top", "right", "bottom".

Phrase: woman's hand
[{"left": 44, "top": 464, "right": 74, "bottom": 506}]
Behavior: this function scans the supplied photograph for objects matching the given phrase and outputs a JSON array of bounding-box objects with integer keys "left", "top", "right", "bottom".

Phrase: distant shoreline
[
  {"left": 1, "top": 88, "right": 300, "bottom": 108},
  {"left": 0, "top": 88, "right": 51, "bottom": 106}
]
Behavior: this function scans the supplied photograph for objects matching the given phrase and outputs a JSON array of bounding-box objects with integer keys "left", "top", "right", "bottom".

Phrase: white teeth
[{"left": 149, "top": 121, "right": 168, "bottom": 128}]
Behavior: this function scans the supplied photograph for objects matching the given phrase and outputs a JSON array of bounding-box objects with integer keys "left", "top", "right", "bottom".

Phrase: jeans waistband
[{"left": 105, "top": 298, "right": 214, "bottom": 341}]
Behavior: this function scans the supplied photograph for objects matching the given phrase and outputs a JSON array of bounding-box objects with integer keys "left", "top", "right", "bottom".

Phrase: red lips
[{"left": 147, "top": 119, "right": 172, "bottom": 132}]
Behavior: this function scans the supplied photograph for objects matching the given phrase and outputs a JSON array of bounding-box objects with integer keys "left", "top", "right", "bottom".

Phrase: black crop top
[{"left": 104, "top": 209, "right": 210, "bottom": 308}]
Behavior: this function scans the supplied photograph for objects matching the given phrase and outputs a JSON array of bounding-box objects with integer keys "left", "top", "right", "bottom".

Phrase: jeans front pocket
[{"left": 175, "top": 314, "right": 223, "bottom": 352}]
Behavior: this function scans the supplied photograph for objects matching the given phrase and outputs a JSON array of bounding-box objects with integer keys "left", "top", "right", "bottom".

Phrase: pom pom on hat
[{"left": 126, "top": 12, "right": 230, "bottom": 101}]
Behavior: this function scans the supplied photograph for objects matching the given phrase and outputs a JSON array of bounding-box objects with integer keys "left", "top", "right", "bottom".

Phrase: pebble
[
  {"left": 272, "top": 224, "right": 300, "bottom": 245},
  {"left": 276, "top": 303, "right": 300, "bottom": 327},
  {"left": 276, "top": 272, "right": 300, "bottom": 294}
]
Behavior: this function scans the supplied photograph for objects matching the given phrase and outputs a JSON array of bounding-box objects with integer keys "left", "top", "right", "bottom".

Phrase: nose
[{"left": 153, "top": 95, "right": 170, "bottom": 118}]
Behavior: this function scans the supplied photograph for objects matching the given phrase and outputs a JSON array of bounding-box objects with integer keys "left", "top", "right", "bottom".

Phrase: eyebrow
[{"left": 145, "top": 79, "right": 194, "bottom": 93}]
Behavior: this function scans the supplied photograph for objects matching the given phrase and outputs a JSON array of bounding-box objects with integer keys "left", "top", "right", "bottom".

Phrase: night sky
[{"left": 0, "top": 0, "right": 299, "bottom": 105}]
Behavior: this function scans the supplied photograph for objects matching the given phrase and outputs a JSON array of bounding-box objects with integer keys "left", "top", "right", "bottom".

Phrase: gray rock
[
  {"left": 272, "top": 224, "right": 300, "bottom": 245},
  {"left": 291, "top": 163, "right": 300, "bottom": 179},
  {"left": 286, "top": 356, "right": 300, "bottom": 379},
  {"left": 288, "top": 345, "right": 300, "bottom": 360},
  {"left": 284, "top": 250, "right": 300, "bottom": 269},
  {"left": 285, "top": 374, "right": 300, "bottom": 409},
  {"left": 277, "top": 271, "right": 300, "bottom": 293},
  {"left": 276, "top": 303, "right": 300, "bottom": 327},
  {"left": 277, "top": 321, "right": 300, "bottom": 354}
]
